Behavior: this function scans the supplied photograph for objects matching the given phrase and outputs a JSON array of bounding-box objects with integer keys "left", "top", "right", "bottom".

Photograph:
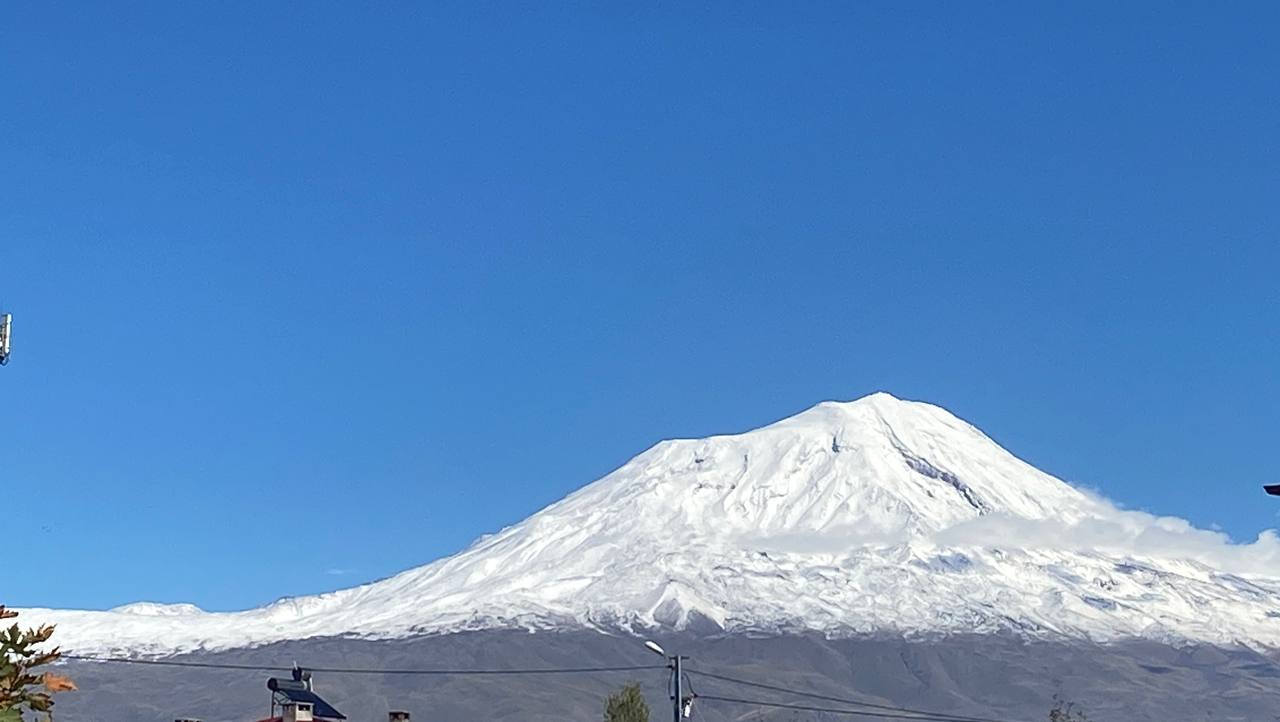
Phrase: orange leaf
[{"left": 42, "top": 673, "right": 77, "bottom": 693}]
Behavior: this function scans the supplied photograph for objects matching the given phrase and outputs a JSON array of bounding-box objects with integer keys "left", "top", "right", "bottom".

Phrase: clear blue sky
[{"left": 3, "top": 2, "right": 1277, "bottom": 612}]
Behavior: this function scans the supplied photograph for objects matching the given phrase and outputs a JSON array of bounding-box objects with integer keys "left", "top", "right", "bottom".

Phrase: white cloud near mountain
[
  {"left": 751, "top": 484, "right": 1280, "bottom": 576},
  {"left": 931, "top": 489, "right": 1280, "bottom": 576}
]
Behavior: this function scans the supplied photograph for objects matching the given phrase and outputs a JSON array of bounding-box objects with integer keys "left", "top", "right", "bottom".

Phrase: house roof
[
  {"left": 268, "top": 686, "right": 347, "bottom": 720},
  {"left": 256, "top": 718, "right": 345, "bottom": 722},
  {"left": 255, "top": 719, "right": 346, "bottom": 722}
]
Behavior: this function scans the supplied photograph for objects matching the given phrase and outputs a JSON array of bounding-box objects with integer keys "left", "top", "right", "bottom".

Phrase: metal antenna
[{"left": 0, "top": 313, "right": 11, "bottom": 366}]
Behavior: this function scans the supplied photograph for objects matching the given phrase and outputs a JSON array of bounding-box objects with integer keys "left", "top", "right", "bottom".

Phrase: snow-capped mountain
[{"left": 28, "top": 393, "right": 1280, "bottom": 655}]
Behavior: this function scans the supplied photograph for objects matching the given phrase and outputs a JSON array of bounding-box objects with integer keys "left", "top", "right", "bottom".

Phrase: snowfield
[{"left": 27, "top": 393, "right": 1280, "bottom": 655}]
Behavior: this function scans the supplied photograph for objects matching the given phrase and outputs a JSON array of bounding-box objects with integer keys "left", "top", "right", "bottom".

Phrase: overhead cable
[
  {"left": 696, "top": 693, "right": 1019, "bottom": 722},
  {"left": 62, "top": 655, "right": 665, "bottom": 676},
  {"left": 689, "top": 669, "right": 1010, "bottom": 722}
]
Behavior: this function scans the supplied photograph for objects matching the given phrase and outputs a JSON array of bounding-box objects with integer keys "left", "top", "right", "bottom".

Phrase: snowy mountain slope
[{"left": 26, "top": 393, "right": 1280, "bottom": 655}]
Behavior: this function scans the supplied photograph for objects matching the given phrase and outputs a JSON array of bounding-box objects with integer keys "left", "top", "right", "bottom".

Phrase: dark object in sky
[{"left": 1264, "top": 484, "right": 1280, "bottom": 496}]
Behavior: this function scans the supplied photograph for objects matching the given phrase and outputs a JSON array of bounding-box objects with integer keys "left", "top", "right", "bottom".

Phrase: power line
[
  {"left": 308, "top": 663, "right": 666, "bottom": 676},
  {"left": 62, "top": 656, "right": 286, "bottom": 672},
  {"left": 696, "top": 693, "right": 1010, "bottom": 722},
  {"left": 62, "top": 652, "right": 1023, "bottom": 722},
  {"left": 61, "top": 655, "right": 665, "bottom": 676},
  {"left": 688, "top": 669, "right": 1012, "bottom": 722}
]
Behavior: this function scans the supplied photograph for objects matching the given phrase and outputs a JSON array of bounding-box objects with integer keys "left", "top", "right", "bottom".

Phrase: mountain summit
[{"left": 28, "top": 393, "right": 1280, "bottom": 655}]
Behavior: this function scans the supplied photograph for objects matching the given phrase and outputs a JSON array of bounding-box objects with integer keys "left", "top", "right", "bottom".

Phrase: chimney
[
  {"left": 282, "top": 702, "right": 314, "bottom": 722},
  {"left": 389, "top": 713, "right": 411, "bottom": 722}
]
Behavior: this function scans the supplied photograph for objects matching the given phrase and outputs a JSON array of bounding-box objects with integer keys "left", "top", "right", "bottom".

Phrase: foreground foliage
[
  {"left": 0, "top": 606, "right": 74, "bottom": 722},
  {"left": 604, "top": 682, "right": 650, "bottom": 722},
  {"left": 1049, "top": 694, "right": 1089, "bottom": 722}
]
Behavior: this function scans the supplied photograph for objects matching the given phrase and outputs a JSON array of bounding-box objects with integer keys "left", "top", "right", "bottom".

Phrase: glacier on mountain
[{"left": 25, "top": 393, "right": 1280, "bottom": 655}]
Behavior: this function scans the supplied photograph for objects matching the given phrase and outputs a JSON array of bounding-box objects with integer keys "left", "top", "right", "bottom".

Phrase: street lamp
[
  {"left": 644, "top": 640, "right": 693, "bottom": 720},
  {"left": 1265, "top": 484, "right": 1280, "bottom": 496}
]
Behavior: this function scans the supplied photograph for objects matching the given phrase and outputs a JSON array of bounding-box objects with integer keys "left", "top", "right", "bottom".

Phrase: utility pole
[
  {"left": 644, "top": 640, "right": 692, "bottom": 721},
  {"left": 671, "top": 653, "right": 682, "bottom": 722}
]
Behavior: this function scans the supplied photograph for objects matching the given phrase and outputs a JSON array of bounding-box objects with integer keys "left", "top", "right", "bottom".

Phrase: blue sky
[{"left": 3, "top": 2, "right": 1277, "bottom": 611}]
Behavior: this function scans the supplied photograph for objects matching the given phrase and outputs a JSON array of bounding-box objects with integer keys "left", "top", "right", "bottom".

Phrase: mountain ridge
[{"left": 26, "top": 393, "right": 1280, "bottom": 655}]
